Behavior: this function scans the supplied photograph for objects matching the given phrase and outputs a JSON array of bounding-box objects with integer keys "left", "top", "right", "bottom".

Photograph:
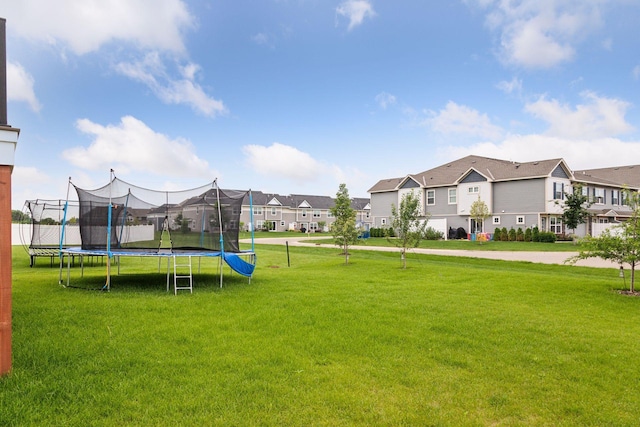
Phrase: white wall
[{"left": 12, "top": 224, "right": 154, "bottom": 246}]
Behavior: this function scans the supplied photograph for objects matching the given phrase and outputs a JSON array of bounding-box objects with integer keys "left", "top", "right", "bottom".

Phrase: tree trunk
[
  {"left": 631, "top": 261, "right": 636, "bottom": 293},
  {"left": 401, "top": 249, "right": 406, "bottom": 269}
]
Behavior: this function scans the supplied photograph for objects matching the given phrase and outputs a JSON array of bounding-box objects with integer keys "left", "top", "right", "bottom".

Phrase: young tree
[
  {"left": 389, "top": 191, "right": 430, "bottom": 269},
  {"left": 567, "top": 190, "right": 640, "bottom": 292},
  {"left": 470, "top": 196, "right": 490, "bottom": 233},
  {"left": 330, "top": 183, "right": 358, "bottom": 264},
  {"left": 561, "top": 184, "right": 592, "bottom": 237}
]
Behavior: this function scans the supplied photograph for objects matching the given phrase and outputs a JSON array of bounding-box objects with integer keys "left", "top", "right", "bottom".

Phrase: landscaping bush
[
  {"left": 532, "top": 226, "right": 540, "bottom": 242},
  {"left": 516, "top": 227, "right": 524, "bottom": 242},
  {"left": 524, "top": 227, "right": 532, "bottom": 242},
  {"left": 493, "top": 228, "right": 502, "bottom": 241},
  {"left": 500, "top": 227, "right": 509, "bottom": 241},
  {"left": 538, "top": 231, "right": 557, "bottom": 243},
  {"left": 423, "top": 227, "right": 444, "bottom": 240},
  {"left": 508, "top": 227, "right": 516, "bottom": 241}
]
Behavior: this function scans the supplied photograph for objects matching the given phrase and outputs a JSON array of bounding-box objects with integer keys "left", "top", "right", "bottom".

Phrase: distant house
[
  {"left": 240, "top": 191, "right": 372, "bottom": 233},
  {"left": 368, "top": 155, "right": 640, "bottom": 238}
]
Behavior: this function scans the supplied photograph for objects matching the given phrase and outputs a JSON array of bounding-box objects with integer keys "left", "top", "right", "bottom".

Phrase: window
[
  {"left": 381, "top": 218, "right": 387, "bottom": 226},
  {"left": 553, "top": 182, "right": 564, "bottom": 200},
  {"left": 594, "top": 188, "right": 605, "bottom": 204},
  {"left": 426, "top": 190, "right": 435, "bottom": 205},
  {"left": 448, "top": 189, "right": 457, "bottom": 204},
  {"left": 468, "top": 186, "right": 479, "bottom": 194},
  {"left": 270, "top": 207, "right": 277, "bottom": 215},
  {"left": 516, "top": 216, "right": 525, "bottom": 225},
  {"left": 253, "top": 207, "right": 263, "bottom": 215},
  {"left": 313, "top": 210, "right": 321, "bottom": 218},
  {"left": 280, "top": 221, "right": 285, "bottom": 227},
  {"left": 301, "top": 209, "right": 307, "bottom": 218},
  {"left": 309, "top": 222, "right": 318, "bottom": 231},
  {"left": 612, "top": 190, "right": 619, "bottom": 205},
  {"left": 327, "top": 211, "right": 334, "bottom": 218},
  {"left": 550, "top": 217, "right": 562, "bottom": 234},
  {"left": 256, "top": 220, "right": 264, "bottom": 230},
  {"left": 365, "top": 211, "right": 370, "bottom": 219},
  {"left": 493, "top": 216, "right": 500, "bottom": 225}
]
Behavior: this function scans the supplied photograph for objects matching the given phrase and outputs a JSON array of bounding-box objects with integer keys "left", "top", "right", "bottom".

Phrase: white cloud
[
  {"left": 525, "top": 91, "right": 634, "bottom": 139},
  {"left": 336, "top": 0, "right": 376, "bottom": 31},
  {"left": 633, "top": 65, "right": 640, "bottom": 80},
  {"left": 375, "top": 92, "right": 397, "bottom": 109},
  {"left": 252, "top": 33, "right": 274, "bottom": 48},
  {"left": 426, "top": 101, "right": 503, "bottom": 140},
  {"left": 1, "top": 0, "right": 194, "bottom": 55},
  {"left": 468, "top": 0, "right": 605, "bottom": 68},
  {"left": 242, "top": 143, "right": 326, "bottom": 181},
  {"left": 7, "top": 61, "right": 41, "bottom": 112},
  {"left": 114, "top": 53, "right": 227, "bottom": 117},
  {"left": 62, "top": 116, "right": 215, "bottom": 178},
  {"left": 496, "top": 77, "right": 522, "bottom": 95}
]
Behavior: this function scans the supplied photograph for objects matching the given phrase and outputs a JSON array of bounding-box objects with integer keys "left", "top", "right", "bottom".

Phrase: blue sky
[{"left": 3, "top": 0, "right": 640, "bottom": 209}]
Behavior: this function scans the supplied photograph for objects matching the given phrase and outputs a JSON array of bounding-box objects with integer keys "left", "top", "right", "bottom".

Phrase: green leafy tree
[
  {"left": 389, "top": 191, "right": 430, "bottom": 269},
  {"left": 469, "top": 196, "right": 490, "bottom": 234},
  {"left": 330, "top": 183, "right": 358, "bottom": 264},
  {"left": 561, "top": 184, "right": 592, "bottom": 236},
  {"left": 567, "top": 190, "right": 640, "bottom": 292},
  {"left": 12, "top": 210, "right": 30, "bottom": 223}
]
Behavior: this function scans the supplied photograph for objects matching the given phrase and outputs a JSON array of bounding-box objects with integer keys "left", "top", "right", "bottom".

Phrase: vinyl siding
[{"left": 493, "top": 179, "right": 546, "bottom": 213}]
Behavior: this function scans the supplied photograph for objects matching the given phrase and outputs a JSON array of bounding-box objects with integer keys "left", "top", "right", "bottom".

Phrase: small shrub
[
  {"left": 424, "top": 227, "right": 444, "bottom": 240},
  {"left": 524, "top": 228, "right": 532, "bottom": 242},
  {"left": 493, "top": 228, "right": 502, "bottom": 241},
  {"left": 516, "top": 227, "right": 524, "bottom": 242},
  {"left": 538, "top": 231, "right": 557, "bottom": 243},
  {"left": 501, "top": 227, "right": 509, "bottom": 241},
  {"left": 508, "top": 227, "right": 516, "bottom": 241},
  {"left": 532, "top": 226, "right": 540, "bottom": 242}
]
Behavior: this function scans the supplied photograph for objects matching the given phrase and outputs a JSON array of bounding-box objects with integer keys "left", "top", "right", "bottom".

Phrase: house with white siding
[{"left": 368, "top": 155, "right": 640, "bottom": 239}]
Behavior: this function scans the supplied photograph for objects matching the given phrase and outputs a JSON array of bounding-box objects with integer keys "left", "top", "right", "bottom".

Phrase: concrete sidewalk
[{"left": 243, "top": 236, "right": 623, "bottom": 269}]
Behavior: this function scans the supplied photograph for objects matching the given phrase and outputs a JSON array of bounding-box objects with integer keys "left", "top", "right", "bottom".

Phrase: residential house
[
  {"left": 368, "top": 155, "right": 640, "bottom": 238},
  {"left": 241, "top": 191, "right": 372, "bottom": 233}
]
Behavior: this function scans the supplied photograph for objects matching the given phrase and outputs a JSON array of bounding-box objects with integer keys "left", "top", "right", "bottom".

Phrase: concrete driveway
[{"left": 244, "top": 236, "right": 624, "bottom": 270}]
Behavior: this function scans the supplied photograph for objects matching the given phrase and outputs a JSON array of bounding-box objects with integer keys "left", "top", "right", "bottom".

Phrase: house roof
[
  {"left": 574, "top": 165, "right": 640, "bottom": 190},
  {"left": 244, "top": 191, "right": 369, "bottom": 210},
  {"left": 369, "top": 155, "right": 568, "bottom": 193}
]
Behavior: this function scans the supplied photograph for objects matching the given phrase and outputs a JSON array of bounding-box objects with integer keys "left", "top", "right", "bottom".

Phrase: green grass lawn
[
  {"left": 2, "top": 245, "right": 640, "bottom": 426},
  {"left": 305, "top": 237, "right": 582, "bottom": 252}
]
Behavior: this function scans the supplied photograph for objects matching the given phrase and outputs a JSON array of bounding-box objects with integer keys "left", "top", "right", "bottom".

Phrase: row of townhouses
[
  {"left": 122, "top": 190, "right": 372, "bottom": 235},
  {"left": 368, "top": 155, "right": 640, "bottom": 239},
  {"left": 239, "top": 191, "right": 371, "bottom": 233}
]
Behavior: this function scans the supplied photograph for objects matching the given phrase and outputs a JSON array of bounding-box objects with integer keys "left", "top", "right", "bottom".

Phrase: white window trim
[
  {"left": 426, "top": 189, "right": 435, "bottom": 206},
  {"left": 516, "top": 216, "right": 525, "bottom": 225},
  {"left": 493, "top": 216, "right": 500, "bottom": 225},
  {"left": 448, "top": 188, "right": 457, "bottom": 205}
]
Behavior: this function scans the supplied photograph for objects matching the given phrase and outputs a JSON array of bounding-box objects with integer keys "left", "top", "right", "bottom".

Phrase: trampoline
[{"left": 58, "top": 172, "right": 257, "bottom": 292}]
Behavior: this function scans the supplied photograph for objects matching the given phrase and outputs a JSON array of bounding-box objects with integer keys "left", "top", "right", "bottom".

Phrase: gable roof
[
  {"left": 369, "top": 155, "right": 570, "bottom": 193},
  {"left": 574, "top": 165, "right": 640, "bottom": 190}
]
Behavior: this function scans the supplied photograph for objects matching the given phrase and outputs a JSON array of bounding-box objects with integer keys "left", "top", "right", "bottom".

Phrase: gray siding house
[
  {"left": 240, "top": 191, "right": 372, "bottom": 233},
  {"left": 369, "top": 155, "right": 640, "bottom": 238}
]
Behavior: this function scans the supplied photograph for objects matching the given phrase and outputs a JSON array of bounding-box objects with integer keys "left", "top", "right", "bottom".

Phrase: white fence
[{"left": 12, "top": 224, "right": 154, "bottom": 246}]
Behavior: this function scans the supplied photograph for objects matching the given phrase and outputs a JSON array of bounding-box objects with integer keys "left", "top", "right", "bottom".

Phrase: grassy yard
[
  {"left": 2, "top": 245, "right": 640, "bottom": 426},
  {"left": 306, "top": 236, "right": 582, "bottom": 252}
]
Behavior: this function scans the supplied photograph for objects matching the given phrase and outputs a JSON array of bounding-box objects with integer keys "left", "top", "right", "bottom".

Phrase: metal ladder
[{"left": 172, "top": 256, "right": 193, "bottom": 294}]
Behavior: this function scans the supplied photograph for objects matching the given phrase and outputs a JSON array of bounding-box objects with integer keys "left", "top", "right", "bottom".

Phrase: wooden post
[
  {"left": 0, "top": 15, "right": 19, "bottom": 376},
  {"left": 0, "top": 164, "right": 12, "bottom": 374}
]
